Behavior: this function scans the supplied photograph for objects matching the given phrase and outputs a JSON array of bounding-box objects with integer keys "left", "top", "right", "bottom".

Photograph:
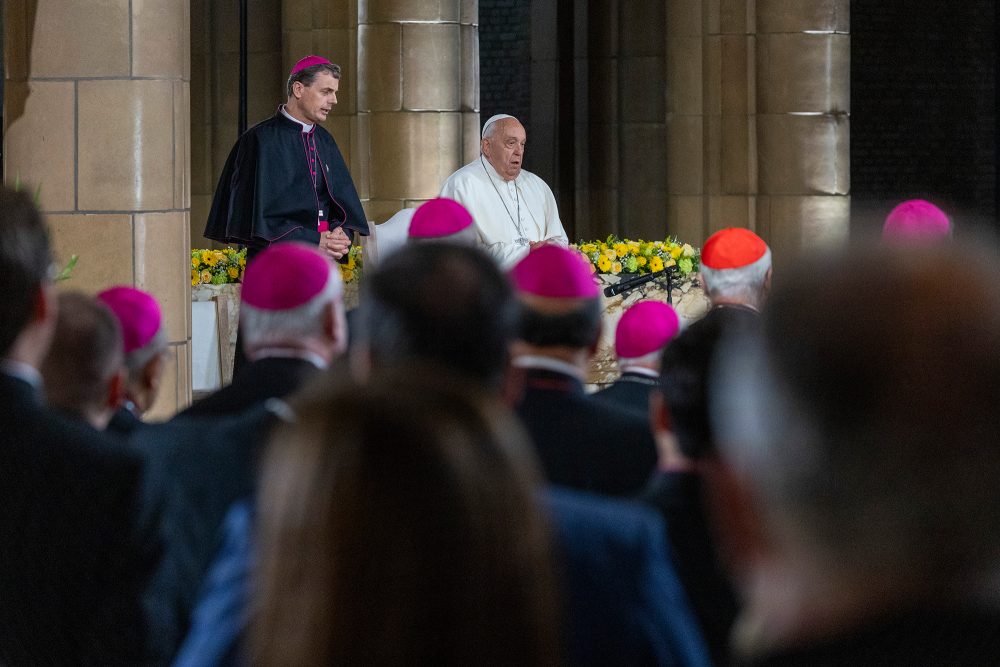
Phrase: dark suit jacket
[
  {"left": 742, "top": 608, "right": 1000, "bottom": 666},
  {"left": 106, "top": 404, "right": 144, "bottom": 437},
  {"left": 0, "top": 372, "right": 155, "bottom": 664},
  {"left": 592, "top": 371, "right": 661, "bottom": 418},
  {"left": 134, "top": 405, "right": 278, "bottom": 663},
  {"left": 180, "top": 356, "right": 322, "bottom": 418},
  {"left": 175, "top": 490, "right": 712, "bottom": 667},
  {"left": 641, "top": 471, "right": 739, "bottom": 665},
  {"left": 516, "top": 368, "right": 658, "bottom": 496}
]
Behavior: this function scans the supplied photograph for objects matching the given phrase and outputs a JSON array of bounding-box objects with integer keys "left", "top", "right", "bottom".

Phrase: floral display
[
  {"left": 191, "top": 247, "right": 246, "bottom": 286},
  {"left": 190, "top": 245, "right": 363, "bottom": 287},
  {"left": 572, "top": 235, "right": 700, "bottom": 279}
]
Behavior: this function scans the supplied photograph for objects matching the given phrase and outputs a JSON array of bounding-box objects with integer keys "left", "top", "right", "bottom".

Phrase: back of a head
[
  {"left": 40, "top": 292, "right": 124, "bottom": 422},
  {"left": 713, "top": 241, "right": 1000, "bottom": 587},
  {"left": 239, "top": 242, "right": 343, "bottom": 353},
  {"left": 253, "top": 367, "right": 560, "bottom": 665},
  {"left": 699, "top": 227, "right": 771, "bottom": 307},
  {"left": 0, "top": 187, "right": 51, "bottom": 357},
  {"left": 356, "top": 243, "right": 518, "bottom": 389}
]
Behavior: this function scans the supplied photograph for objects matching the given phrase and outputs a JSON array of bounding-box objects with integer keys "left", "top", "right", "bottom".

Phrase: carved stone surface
[{"left": 588, "top": 275, "right": 710, "bottom": 386}]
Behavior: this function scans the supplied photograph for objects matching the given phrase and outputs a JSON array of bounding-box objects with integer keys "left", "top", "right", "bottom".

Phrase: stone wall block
[
  {"left": 78, "top": 79, "right": 175, "bottom": 211},
  {"left": 3, "top": 81, "right": 76, "bottom": 212},
  {"left": 666, "top": 114, "right": 704, "bottom": 195},
  {"left": 621, "top": 56, "right": 667, "bottom": 123},
  {"left": 757, "top": 113, "right": 849, "bottom": 195},
  {"left": 757, "top": 34, "right": 849, "bottom": 113},
  {"left": 48, "top": 214, "right": 134, "bottom": 291},
  {"left": 666, "top": 36, "right": 703, "bottom": 115},
  {"left": 756, "top": 194, "right": 850, "bottom": 258},
  {"left": 667, "top": 0, "right": 704, "bottom": 37},
  {"left": 366, "top": 0, "right": 460, "bottom": 23},
  {"left": 135, "top": 212, "right": 191, "bottom": 343},
  {"left": 460, "top": 24, "right": 480, "bottom": 112},
  {"left": 461, "top": 111, "right": 481, "bottom": 164},
  {"left": 358, "top": 23, "right": 402, "bottom": 111},
  {"left": 369, "top": 112, "right": 462, "bottom": 199},
  {"left": 28, "top": 0, "right": 130, "bottom": 77},
  {"left": 756, "top": 0, "right": 849, "bottom": 34},
  {"left": 402, "top": 24, "right": 461, "bottom": 111},
  {"left": 667, "top": 195, "right": 706, "bottom": 244},
  {"left": 133, "top": 0, "right": 188, "bottom": 78}
]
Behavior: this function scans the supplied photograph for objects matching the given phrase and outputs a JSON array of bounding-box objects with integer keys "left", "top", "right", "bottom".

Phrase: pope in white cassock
[{"left": 439, "top": 114, "right": 569, "bottom": 268}]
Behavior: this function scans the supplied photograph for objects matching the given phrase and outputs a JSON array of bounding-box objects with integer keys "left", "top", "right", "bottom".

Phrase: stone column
[
  {"left": 4, "top": 0, "right": 192, "bottom": 419},
  {"left": 356, "top": 0, "right": 479, "bottom": 224},
  {"left": 755, "top": 0, "right": 850, "bottom": 258},
  {"left": 665, "top": 0, "right": 849, "bottom": 254}
]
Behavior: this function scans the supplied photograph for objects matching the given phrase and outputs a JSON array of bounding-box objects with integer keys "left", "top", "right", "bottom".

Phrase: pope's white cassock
[{"left": 439, "top": 155, "right": 569, "bottom": 268}]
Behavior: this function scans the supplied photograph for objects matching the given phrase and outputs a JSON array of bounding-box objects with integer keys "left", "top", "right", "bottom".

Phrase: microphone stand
[{"left": 603, "top": 268, "right": 676, "bottom": 304}]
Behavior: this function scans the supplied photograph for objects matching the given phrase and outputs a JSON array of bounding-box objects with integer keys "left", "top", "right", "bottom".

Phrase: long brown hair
[{"left": 251, "top": 365, "right": 561, "bottom": 665}]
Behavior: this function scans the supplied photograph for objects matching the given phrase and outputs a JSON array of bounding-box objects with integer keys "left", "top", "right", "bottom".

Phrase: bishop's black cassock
[{"left": 204, "top": 110, "right": 369, "bottom": 255}]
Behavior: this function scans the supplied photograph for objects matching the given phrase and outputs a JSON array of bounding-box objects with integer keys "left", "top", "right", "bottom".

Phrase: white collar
[
  {"left": 247, "top": 347, "right": 328, "bottom": 369},
  {"left": 0, "top": 359, "right": 42, "bottom": 389},
  {"left": 512, "top": 355, "right": 586, "bottom": 381},
  {"left": 618, "top": 366, "right": 660, "bottom": 379},
  {"left": 280, "top": 105, "right": 314, "bottom": 133}
]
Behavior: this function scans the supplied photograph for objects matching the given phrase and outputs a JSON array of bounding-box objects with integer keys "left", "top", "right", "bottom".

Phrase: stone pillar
[
  {"left": 755, "top": 0, "right": 850, "bottom": 258},
  {"left": 4, "top": 0, "right": 192, "bottom": 419},
  {"left": 356, "top": 0, "right": 479, "bottom": 224},
  {"left": 665, "top": 0, "right": 849, "bottom": 254}
]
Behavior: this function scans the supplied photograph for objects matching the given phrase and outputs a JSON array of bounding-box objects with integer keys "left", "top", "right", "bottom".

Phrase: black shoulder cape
[{"left": 204, "top": 111, "right": 369, "bottom": 248}]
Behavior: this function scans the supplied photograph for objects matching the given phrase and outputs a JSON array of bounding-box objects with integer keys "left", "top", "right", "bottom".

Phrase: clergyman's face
[
  {"left": 482, "top": 120, "right": 526, "bottom": 181},
  {"left": 294, "top": 71, "right": 339, "bottom": 124}
]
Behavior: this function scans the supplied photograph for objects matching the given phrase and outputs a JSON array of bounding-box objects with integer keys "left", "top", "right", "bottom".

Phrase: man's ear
[
  {"left": 649, "top": 391, "right": 669, "bottom": 432},
  {"left": 106, "top": 369, "right": 126, "bottom": 411},
  {"left": 33, "top": 283, "right": 57, "bottom": 326},
  {"left": 480, "top": 137, "right": 491, "bottom": 158},
  {"left": 324, "top": 300, "right": 348, "bottom": 357},
  {"left": 587, "top": 319, "right": 603, "bottom": 356},
  {"left": 143, "top": 350, "right": 167, "bottom": 395}
]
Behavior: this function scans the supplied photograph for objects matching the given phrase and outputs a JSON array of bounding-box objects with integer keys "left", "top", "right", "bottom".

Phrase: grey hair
[
  {"left": 241, "top": 268, "right": 343, "bottom": 349},
  {"left": 699, "top": 247, "right": 771, "bottom": 305},
  {"left": 125, "top": 327, "right": 168, "bottom": 384},
  {"left": 286, "top": 62, "right": 342, "bottom": 98}
]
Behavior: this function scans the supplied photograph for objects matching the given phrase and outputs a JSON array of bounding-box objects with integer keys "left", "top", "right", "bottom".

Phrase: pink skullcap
[
  {"left": 290, "top": 55, "right": 333, "bottom": 75},
  {"left": 408, "top": 198, "right": 474, "bottom": 238},
  {"left": 510, "top": 244, "right": 600, "bottom": 299},
  {"left": 241, "top": 243, "right": 332, "bottom": 311},
  {"left": 701, "top": 228, "right": 768, "bottom": 270},
  {"left": 882, "top": 199, "right": 951, "bottom": 241},
  {"left": 96, "top": 287, "right": 162, "bottom": 354},
  {"left": 615, "top": 301, "right": 680, "bottom": 359}
]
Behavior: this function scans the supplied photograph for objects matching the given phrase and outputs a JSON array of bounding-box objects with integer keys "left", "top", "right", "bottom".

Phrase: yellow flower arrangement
[
  {"left": 192, "top": 246, "right": 247, "bottom": 286},
  {"left": 190, "top": 244, "right": 364, "bottom": 287},
  {"left": 571, "top": 235, "right": 700, "bottom": 280}
]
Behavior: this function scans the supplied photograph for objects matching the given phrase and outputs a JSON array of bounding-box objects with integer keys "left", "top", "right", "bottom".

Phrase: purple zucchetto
[
  {"left": 408, "top": 198, "right": 474, "bottom": 239},
  {"left": 96, "top": 287, "right": 162, "bottom": 354},
  {"left": 615, "top": 301, "right": 680, "bottom": 359},
  {"left": 510, "top": 244, "right": 600, "bottom": 299},
  {"left": 290, "top": 55, "right": 333, "bottom": 76},
  {"left": 882, "top": 199, "right": 951, "bottom": 241},
  {"left": 241, "top": 243, "right": 333, "bottom": 311}
]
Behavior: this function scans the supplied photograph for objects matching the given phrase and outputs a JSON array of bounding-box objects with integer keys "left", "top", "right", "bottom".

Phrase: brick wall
[
  {"left": 478, "top": 0, "right": 532, "bottom": 144},
  {"left": 851, "top": 0, "right": 997, "bottom": 227}
]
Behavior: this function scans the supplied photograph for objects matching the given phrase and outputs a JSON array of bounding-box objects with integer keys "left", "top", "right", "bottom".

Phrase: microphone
[{"left": 603, "top": 270, "right": 671, "bottom": 298}]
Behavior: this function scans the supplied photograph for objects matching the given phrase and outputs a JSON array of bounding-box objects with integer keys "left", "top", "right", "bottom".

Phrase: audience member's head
[
  {"left": 699, "top": 228, "right": 771, "bottom": 310},
  {"left": 40, "top": 292, "right": 125, "bottom": 428},
  {"left": 239, "top": 242, "right": 346, "bottom": 366},
  {"left": 711, "top": 241, "right": 1000, "bottom": 654},
  {"left": 252, "top": 368, "right": 560, "bottom": 665},
  {"left": 615, "top": 300, "right": 680, "bottom": 373},
  {"left": 97, "top": 286, "right": 167, "bottom": 415},
  {"left": 354, "top": 242, "right": 519, "bottom": 391},
  {"left": 882, "top": 198, "right": 951, "bottom": 242},
  {"left": 407, "top": 197, "right": 477, "bottom": 246},
  {"left": 0, "top": 186, "right": 57, "bottom": 367},
  {"left": 510, "top": 244, "right": 602, "bottom": 360}
]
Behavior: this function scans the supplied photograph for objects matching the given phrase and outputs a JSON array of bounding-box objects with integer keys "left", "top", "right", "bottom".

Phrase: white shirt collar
[
  {"left": 0, "top": 359, "right": 42, "bottom": 389},
  {"left": 280, "top": 105, "right": 314, "bottom": 133},
  {"left": 619, "top": 366, "right": 660, "bottom": 379},
  {"left": 247, "top": 347, "right": 328, "bottom": 369},
  {"left": 512, "top": 355, "right": 586, "bottom": 381}
]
